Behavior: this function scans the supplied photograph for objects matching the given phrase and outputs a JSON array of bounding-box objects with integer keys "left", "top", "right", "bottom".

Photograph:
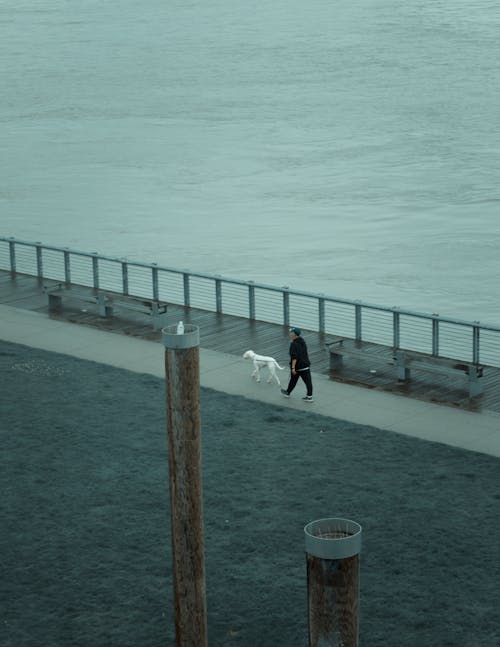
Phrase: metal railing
[{"left": 2, "top": 235, "right": 500, "bottom": 367}]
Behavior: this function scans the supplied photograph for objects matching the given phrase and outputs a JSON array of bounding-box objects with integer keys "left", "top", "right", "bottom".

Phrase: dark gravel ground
[{"left": 1, "top": 340, "right": 499, "bottom": 647}]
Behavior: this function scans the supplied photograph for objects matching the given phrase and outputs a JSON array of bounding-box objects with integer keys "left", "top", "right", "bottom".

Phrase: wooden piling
[
  {"left": 163, "top": 324, "right": 208, "bottom": 647},
  {"left": 305, "top": 518, "right": 362, "bottom": 647}
]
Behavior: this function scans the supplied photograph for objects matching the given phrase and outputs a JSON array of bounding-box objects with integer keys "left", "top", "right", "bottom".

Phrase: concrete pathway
[{"left": 1, "top": 304, "right": 499, "bottom": 457}]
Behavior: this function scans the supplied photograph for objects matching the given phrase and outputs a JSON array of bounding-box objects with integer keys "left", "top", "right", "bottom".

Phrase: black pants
[{"left": 286, "top": 368, "right": 313, "bottom": 396}]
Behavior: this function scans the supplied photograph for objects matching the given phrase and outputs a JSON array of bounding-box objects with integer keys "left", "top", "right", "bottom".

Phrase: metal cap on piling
[
  {"left": 162, "top": 323, "right": 200, "bottom": 349},
  {"left": 304, "top": 517, "right": 362, "bottom": 560}
]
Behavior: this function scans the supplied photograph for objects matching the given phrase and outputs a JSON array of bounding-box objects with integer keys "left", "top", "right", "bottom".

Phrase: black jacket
[{"left": 289, "top": 336, "right": 310, "bottom": 370}]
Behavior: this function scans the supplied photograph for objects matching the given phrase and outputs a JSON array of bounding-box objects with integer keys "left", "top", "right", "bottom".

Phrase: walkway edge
[{"left": 1, "top": 304, "right": 499, "bottom": 458}]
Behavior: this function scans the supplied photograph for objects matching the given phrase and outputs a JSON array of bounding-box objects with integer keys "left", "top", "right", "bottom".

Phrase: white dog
[{"left": 243, "top": 350, "right": 285, "bottom": 386}]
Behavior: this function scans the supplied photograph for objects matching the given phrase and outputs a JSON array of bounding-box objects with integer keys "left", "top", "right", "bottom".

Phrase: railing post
[
  {"left": 152, "top": 264, "right": 159, "bottom": 300},
  {"left": 283, "top": 287, "right": 290, "bottom": 326},
  {"left": 92, "top": 253, "right": 99, "bottom": 289},
  {"left": 64, "top": 248, "right": 71, "bottom": 284},
  {"left": 355, "top": 302, "right": 362, "bottom": 341},
  {"left": 432, "top": 315, "right": 439, "bottom": 356},
  {"left": 393, "top": 309, "right": 400, "bottom": 348},
  {"left": 36, "top": 242, "right": 43, "bottom": 279},
  {"left": 215, "top": 277, "right": 222, "bottom": 313},
  {"left": 162, "top": 324, "right": 207, "bottom": 647},
  {"left": 121, "top": 261, "right": 129, "bottom": 295},
  {"left": 305, "top": 517, "right": 362, "bottom": 647},
  {"left": 183, "top": 273, "right": 191, "bottom": 307},
  {"left": 318, "top": 296, "right": 325, "bottom": 333},
  {"left": 248, "top": 281, "right": 256, "bottom": 320},
  {"left": 472, "top": 322, "right": 480, "bottom": 364},
  {"left": 8, "top": 238, "right": 16, "bottom": 274}
]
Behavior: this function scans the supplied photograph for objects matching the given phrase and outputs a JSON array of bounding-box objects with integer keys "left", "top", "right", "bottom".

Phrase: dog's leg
[
  {"left": 252, "top": 361, "right": 261, "bottom": 382},
  {"left": 268, "top": 365, "right": 280, "bottom": 386}
]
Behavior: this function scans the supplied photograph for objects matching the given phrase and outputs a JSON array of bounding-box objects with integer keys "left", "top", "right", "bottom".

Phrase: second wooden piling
[{"left": 305, "top": 517, "right": 362, "bottom": 647}]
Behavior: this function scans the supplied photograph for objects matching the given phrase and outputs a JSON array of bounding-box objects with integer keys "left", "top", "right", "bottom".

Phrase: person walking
[{"left": 281, "top": 327, "right": 314, "bottom": 402}]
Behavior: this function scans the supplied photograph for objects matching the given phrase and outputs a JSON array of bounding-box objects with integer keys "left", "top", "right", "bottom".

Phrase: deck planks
[{"left": 1, "top": 270, "right": 499, "bottom": 414}]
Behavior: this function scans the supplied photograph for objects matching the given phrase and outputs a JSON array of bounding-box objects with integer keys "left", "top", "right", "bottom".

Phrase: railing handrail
[
  {"left": 3, "top": 235, "right": 498, "bottom": 332},
  {"left": 2, "top": 235, "right": 500, "bottom": 369}
]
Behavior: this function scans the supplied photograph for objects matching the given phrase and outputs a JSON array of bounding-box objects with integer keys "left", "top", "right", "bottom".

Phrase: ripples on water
[{"left": 1, "top": 0, "right": 499, "bottom": 321}]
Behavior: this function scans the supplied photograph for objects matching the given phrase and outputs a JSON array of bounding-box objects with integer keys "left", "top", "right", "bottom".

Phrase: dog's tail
[{"left": 274, "top": 361, "right": 285, "bottom": 370}]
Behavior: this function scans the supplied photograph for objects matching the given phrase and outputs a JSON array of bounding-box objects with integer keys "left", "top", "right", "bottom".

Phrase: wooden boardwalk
[{"left": 2, "top": 270, "right": 500, "bottom": 414}]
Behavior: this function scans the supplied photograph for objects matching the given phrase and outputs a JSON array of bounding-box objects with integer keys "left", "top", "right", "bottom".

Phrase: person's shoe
[
  {"left": 302, "top": 395, "right": 314, "bottom": 402},
  {"left": 280, "top": 389, "right": 290, "bottom": 398}
]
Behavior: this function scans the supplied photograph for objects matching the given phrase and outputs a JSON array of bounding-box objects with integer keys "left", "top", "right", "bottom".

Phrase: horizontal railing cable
[{"left": 2, "top": 236, "right": 499, "bottom": 367}]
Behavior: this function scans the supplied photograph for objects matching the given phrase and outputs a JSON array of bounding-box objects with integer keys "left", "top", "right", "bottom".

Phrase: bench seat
[
  {"left": 394, "top": 349, "right": 483, "bottom": 397},
  {"left": 326, "top": 338, "right": 484, "bottom": 398},
  {"left": 44, "top": 284, "right": 168, "bottom": 330}
]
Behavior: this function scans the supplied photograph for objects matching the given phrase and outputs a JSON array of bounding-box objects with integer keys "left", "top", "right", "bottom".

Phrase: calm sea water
[{"left": 1, "top": 0, "right": 499, "bottom": 322}]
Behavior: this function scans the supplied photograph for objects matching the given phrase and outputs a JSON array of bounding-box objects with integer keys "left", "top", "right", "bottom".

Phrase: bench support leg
[
  {"left": 152, "top": 312, "right": 168, "bottom": 331},
  {"left": 96, "top": 295, "right": 113, "bottom": 318},
  {"left": 151, "top": 303, "right": 168, "bottom": 330},
  {"left": 329, "top": 353, "right": 343, "bottom": 371},
  {"left": 468, "top": 370, "right": 483, "bottom": 398},
  {"left": 48, "top": 294, "right": 62, "bottom": 313},
  {"left": 397, "top": 364, "right": 411, "bottom": 381},
  {"left": 394, "top": 352, "right": 411, "bottom": 381}
]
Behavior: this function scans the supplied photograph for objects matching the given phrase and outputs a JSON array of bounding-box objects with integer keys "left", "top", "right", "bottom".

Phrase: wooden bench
[
  {"left": 326, "top": 337, "right": 375, "bottom": 369},
  {"left": 44, "top": 284, "right": 168, "bottom": 330},
  {"left": 393, "top": 349, "right": 483, "bottom": 398},
  {"left": 326, "top": 338, "right": 484, "bottom": 398}
]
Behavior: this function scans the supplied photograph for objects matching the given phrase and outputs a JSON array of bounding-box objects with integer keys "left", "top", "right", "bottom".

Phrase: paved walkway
[{"left": 1, "top": 303, "right": 499, "bottom": 457}]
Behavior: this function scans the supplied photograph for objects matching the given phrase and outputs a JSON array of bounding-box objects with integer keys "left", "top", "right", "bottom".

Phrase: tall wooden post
[
  {"left": 305, "top": 517, "right": 362, "bottom": 647},
  {"left": 163, "top": 324, "right": 208, "bottom": 647}
]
